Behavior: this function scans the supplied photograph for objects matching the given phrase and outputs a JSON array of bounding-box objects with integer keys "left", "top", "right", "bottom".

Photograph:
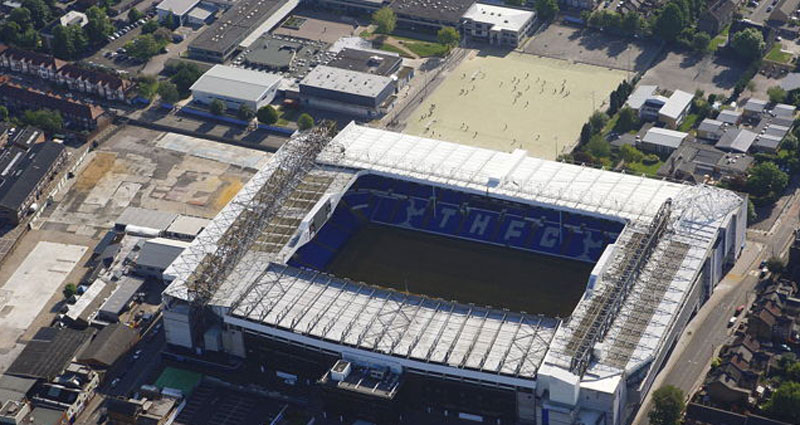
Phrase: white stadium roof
[{"left": 164, "top": 122, "right": 744, "bottom": 387}]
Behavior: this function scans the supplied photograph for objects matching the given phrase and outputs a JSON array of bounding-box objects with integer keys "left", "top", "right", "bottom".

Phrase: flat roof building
[
  {"left": 658, "top": 90, "right": 694, "bottom": 128},
  {"left": 115, "top": 207, "right": 177, "bottom": 234},
  {"left": 752, "top": 134, "right": 783, "bottom": 153},
  {"left": 716, "top": 128, "right": 758, "bottom": 153},
  {"left": 460, "top": 3, "right": 536, "bottom": 47},
  {"left": 327, "top": 48, "right": 403, "bottom": 76},
  {"left": 743, "top": 98, "right": 768, "bottom": 118},
  {"left": 697, "top": 118, "right": 726, "bottom": 141},
  {"left": 0, "top": 141, "right": 67, "bottom": 225},
  {"left": 774, "top": 103, "right": 796, "bottom": 118},
  {"left": 97, "top": 276, "right": 146, "bottom": 322},
  {"left": 299, "top": 65, "right": 396, "bottom": 119},
  {"left": 134, "top": 238, "right": 191, "bottom": 280},
  {"left": 640, "top": 127, "right": 688, "bottom": 155},
  {"left": 716, "top": 109, "right": 742, "bottom": 125},
  {"left": 156, "top": 0, "right": 202, "bottom": 24},
  {"left": 625, "top": 85, "right": 658, "bottom": 112},
  {"left": 165, "top": 215, "right": 210, "bottom": 241},
  {"left": 190, "top": 64, "right": 281, "bottom": 111}
]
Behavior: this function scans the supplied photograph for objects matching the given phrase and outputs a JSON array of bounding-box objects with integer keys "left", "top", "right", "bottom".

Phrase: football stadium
[{"left": 162, "top": 123, "right": 747, "bottom": 425}]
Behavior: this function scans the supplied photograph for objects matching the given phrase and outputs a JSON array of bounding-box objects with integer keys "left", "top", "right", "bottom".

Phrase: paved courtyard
[
  {"left": 403, "top": 51, "right": 627, "bottom": 159},
  {"left": 639, "top": 51, "right": 747, "bottom": 96}
]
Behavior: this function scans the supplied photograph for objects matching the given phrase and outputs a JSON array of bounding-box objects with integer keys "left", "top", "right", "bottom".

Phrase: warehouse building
[
  {"left": 460, "top": 3, "right": 535, "bottom": 47},
  {"left": 716, "top": 128, "right": 758, "bottom": 153},
  {"left": 97, "top": 276, "right": 146, "bottom": 322},
  {"left": 299, "top": 65, "right": 396, "bottom": 119},
  {"left": 114, "top": 207, "right": 177, "bottom": 235},
  {"left": 134, "top": 238, "right": 191, "bottom": 280},
  {"left": 190, "top": 65, "right": 281, "bottom": 111},
  {"left": 156, "top": 0, "right": 202, "bottom": 24},
  {"left": 326, "top": 48, "right": 403, "bottom": 76},
  {"left": 639, "top": 127, "right": 688, "bottom": 155},
  {"left": 658, "top": 89, "right": 694, "bottom": 129}
]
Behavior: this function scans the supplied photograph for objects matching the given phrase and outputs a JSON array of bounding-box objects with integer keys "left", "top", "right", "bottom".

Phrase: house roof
[
  {"left": 744, "top": 98, "right": 768, "bottom": 113},
  {"left": 0, "top": 83, "right": 104, "bottom": 120},
  {"left": 0, "top": 141, "right": 65, "bottom": 212},
  {"left": 642, "top": 127, "right": 687, "bottom": 149},
  {"left": 698, "top": 118, "right": 725, "bottom": 134},
  {"left": 716, "top": 128, "right": 757, "bottom": 152},
  {"left": 6, "top": 327, "right": 93, "bottom": 380},
  {"left": 190, "top": 65, "right": 281, "bottom": 104},
  {"left": 716, "top": 109, "right": 742, "bottom": 124},
  {"left": 58, "top": 64, "right": 128, "bottom": 91},
  {"left": 0, "top": 47, "right": 64, "bottom": 69},
  {"left": 659, "top": 90, "right": 694, "bottom": 120},
  {"left": 78, "top": 323, "right": 138, "bottom": 367},
  {"left": 773, "top": 103, "right": 796, "bottom": 118}
]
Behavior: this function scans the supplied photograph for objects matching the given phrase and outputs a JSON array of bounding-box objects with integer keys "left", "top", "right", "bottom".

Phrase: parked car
[
  {"left": 728, "top": 316, "right": 737, "bottom": 327},
  {"left": 110, "top": 378, "right": 120, "bottom": 388},
  {"left": 735, "top": 305, "right": 745, "bottom": 315}
]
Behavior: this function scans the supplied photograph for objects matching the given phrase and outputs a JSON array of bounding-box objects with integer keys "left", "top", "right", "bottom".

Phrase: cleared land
[
  {"left": 403, "top": 52, "right": 627, "bottom": 159},
  {"left": 43, "top": 126, "right": 257, "bottom": 238},
  {"left": 326, "top": 224, "right": 594, "bottom": 317},
  {"left": 639, "top": 51, "right": 746, "bottom": 96},
  {"left": 523, "top": 23, "right": 660, "bottom": 72}
]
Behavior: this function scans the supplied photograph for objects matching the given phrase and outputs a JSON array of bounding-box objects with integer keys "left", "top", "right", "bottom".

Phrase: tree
[
  {"left": 619, "top": 144, "right": 644, "bottom": 163},
  {"left": 731, "top": 28, "right": 765, "bottom": 62},
  {"left": 766, "top": 256, "right": 785, "bottom": 274},
  {"left": 764, "top": 382, "right": 800, "bottom": 423},
  {"left": 237, "top": 104, "right": 254, "bottom": 121},
  {"left": 157, "top": 81, "right": 180, "bottom": 104},
  {"left": 616, "top": 106, "right": 639, "bottom": 133},
  {"left": 169, "top": 62, "right": 203, "bottom": 98},
  {"left": 372, "top": 7, "right": 396, "bottom": 34},
  {"left": 691, "top": 32, "right": 710, "bottom": 52},
  {"left": 297, "top": 113, "right": 314, "bottom": 130},
  {"left": 127, "top": 7, "right": 144, "bottom": 24},
  {"left": 586, "top": 135, "right": 611, "bottom": 158},
  {"left": 747, "top": 162, "right": 788, "bottom": 198},
  {"left": 580, "top": 122, "right": 593, "bottom": 145},
  {"left": 649, "top": 385, "right": 684, "bottom": 425},
  {"left": 0, "top": 21, "right": 21, "bottom": 45},
  {"left": 22, "top": 109, "right": 62, "bottom": 133},
  {"left": 161, "top": 12, "right": 179, "bottom": 30},
  {"left": 22, "top": 0, "right": 50, "bottom": 29},
  {"left": 504, "top": 0, "right": 524, "bottom": 5},
  {"left": 137, "top": 75, "right": 159, "bottom": 101},
  {"left": 768, "top": 86, "right": 787, "bottom": 104},
  {"left": 9, "top": 7, "right": 32, "bottom": 28},
  {"left": 126, "top": 34, "right": 160, "bottom": 60},
  {"left": 16, "top": 27, "right": 40, "bottom": 49},
  {"left": 141, "top": 19, "right": 159, "bottom": 34},
  {"left": 152, "top": 27, "right": 173, "bottom": 44},
  {"left": 535, "top": 0, "right": 559, "bottom": 21},
  {"left": 0, "top": 106, "right": 7, "bottom": 122},
  {"left": 589, "top": 111, "right": 609, "bottom": 132},
  {"left": 62, "top": 283, "right": 77, "bottom": 299},
  {"left": 437, "top": 26, "right": 460, "bottom": 49},
  {"left": 52, "top": 25, "right": 76, "bottom": 59},
  {"left": 209, "top": 99, "right": 226, "bottom": 116},
  {"left": 257, "top": 105, "right": 279, "bottom": 125},
  {"left": 654, "top": 2, "right": 686, "bottom": 42},
  {"left": 621, "top": 12, "right": 644, "bottom": 35},
  {"left": 85, "top": 6, "right": 113, "bottom": 45},
  {"left": 747, "top": 198, "right": 757, "bottom": 222}
]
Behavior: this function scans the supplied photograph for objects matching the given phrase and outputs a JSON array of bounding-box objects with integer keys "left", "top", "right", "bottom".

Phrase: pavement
[{"left": 633, "top": 184, "right": 800, "bottom": 424}]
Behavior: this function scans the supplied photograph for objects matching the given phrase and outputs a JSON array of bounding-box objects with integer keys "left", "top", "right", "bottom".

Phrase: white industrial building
[
  {"left": 190, "top": 65, "right": 281, "bottom": 111},
  {"left": 162, "top": 123, "right": 746, "bottom": 425},
  {"left": 156, "top": 0, "right": 202, "bottom": 24},
  {"left": 460, "top": 3, "right": 536, "bottom": 47}
]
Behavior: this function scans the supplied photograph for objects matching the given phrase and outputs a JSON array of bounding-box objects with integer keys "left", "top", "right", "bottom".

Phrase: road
[{"left": 633, "top": 186, "right": 800, "bottom": 425}]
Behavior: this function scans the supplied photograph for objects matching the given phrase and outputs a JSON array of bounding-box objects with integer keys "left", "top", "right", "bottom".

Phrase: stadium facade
[{"left": 162, "top": 123, "right": 746, "bottom": 425}]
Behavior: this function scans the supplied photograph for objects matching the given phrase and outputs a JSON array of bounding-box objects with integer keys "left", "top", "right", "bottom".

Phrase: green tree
[
  {"left": 62, "top": 283, "right": 77, "bottom": 299},
  {"left": 692, "top": 32, "right": 710, "bottom": 52},
  {"left": 9, "top": 7, "right": 32, "bottom": 28},
  {"left": 161, "top": 12, "right": 179, "bottom": 30},
  {"left": 237, "top": 104, "right": 254, "bottom": 121},
  {"left": 52, "top": 25, "right": 76, "bottom": 59},
  {"left": 586, "top": 135, "right": 611, "bottom": 158},
  {"left": 504, "top": 0, "right": 524, "bottom": 5},
  {"left": 127, "top": 7, "right": 144, "bottom": 24},
  {"left": 209, "top": 99, "right": 226, "bottom": 116},
  {"left": 372, "top": 7, "right": 396, "bottom": 34},
  {"left": 85, "top": 6, "right": 113, "bottom": 45},
  {"left": 731, "top": 28, "right": 765, "bottom": 62},
  {"left": 141, "top": 19, "right": 159, "bottom": 34},
  {"left": 654, "top": 2, "right": 686, "bottom": 42},
  {"left": 136, "top": 75, "right": 159, "bottom": 101},
  {"left": 619, "top": 144, "right": 645, "bottom": 163},
  {"left": 589, "top": 111, "right": 609, "bottom": 132},
  {"left": 768, "top": 86, "right": 787, "bottom": 104},
  {"left": 152, "top": 27, "right": 173, "bottom": 44},
  {"left": 766, "top": 256, "right": 785, "bottom": 274},
  {"left": 169, "top": 63, "right": 203, "bottom": 97},
  {"left": 126, "top": 34, "right": 160, "bottom": 60},
  {"left": 0, "top": 106, "right": 7, "bottom": 122},
  {"left": 535, "top": 0, "right": 559, "bottom": 21},
  {"left": 747, "top": 198, "right": 757, "bottom": 222},
  {"left": 621, "top": 11, "right": 644, "bottom": 35},
  {"left": 580, "top": 122, "right": 593, "bottom": 145},
  {"left": 257, "top": 105, "right": 279, "bottom": 125},
  {"left": 22, "top": 0, "right": 50, "bottom": 29},
  {"left": 157, "top": 81, "right": 180, "bottom": 104},
  {"left": 747, "top": 162, "right": 788, "bottom": 198},
  {"left": 0, "top": 21, "right": 21, "bottom": 45},
  {"left": 437, "top": 26, "right": 460, "bottom": 49},
  {"left": 16, "top": 27, "right": 40, "bottom": 49},
  {"left": 297, "top": 113, "right": 314, "bottom": 130},
  {"left": 22, "top": 109, "right": 62, "bottom": 133},
  {"left": 764, "top": 382, "right": 800, "bottom": 423},
  {"left": 616, "top": 106, "right": 639, "bottom": 133},
  {"left": 649, "top": 385, "right": 685, "bottom": 425}
]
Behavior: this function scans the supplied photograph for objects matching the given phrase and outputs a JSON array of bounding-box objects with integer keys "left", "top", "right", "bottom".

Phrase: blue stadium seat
[
  {"left": 458, "top": 209, "right": 500, "bottom": 243},
  {"left": 436, "top": 187, "right": 466, "bottom": 205},
  {"left": 494, "top": 216, "right": 531, "bottom": 247},
  {"left": 393, "top": 197, "right": 430, "bottom": 229},
  {"left": 290, "top": 242, "right": 337, "bottom": 270},
  {"left": 372, "top": 195, "right": 403, "bottom": 224},
  {"left": 423, "top": 203, "right": 464, "bottom": 235},
  {"left": 528, "top": 206, "right": 560, "bottom": 224},
  {"left": 527, "top": 223, "right": 562, "bottom": 256}
]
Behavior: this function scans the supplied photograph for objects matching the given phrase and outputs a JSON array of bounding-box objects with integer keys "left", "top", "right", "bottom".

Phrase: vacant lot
[
  {"left": 639, "top": 51, "right": 746, "bottom": 96},
  {"left": 43, "top": 126, "right": 260, "bottom": 237},
  {"left": 523, "top": 24, "right": 660, "bottom": 72},
  {"left": 403, "top": 51, "right": 627, "bottom": 159}
]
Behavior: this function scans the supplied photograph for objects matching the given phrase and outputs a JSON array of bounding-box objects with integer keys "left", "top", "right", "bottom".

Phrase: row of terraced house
[{"left": 0, "top": 45, "right": 131, "bottom": 102}]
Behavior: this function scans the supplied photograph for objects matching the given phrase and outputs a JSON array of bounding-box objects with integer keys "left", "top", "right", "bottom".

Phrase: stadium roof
[
  {"left": 461, "top": 3, "right": 535, "bottom": 32},
  {"left": 190, "top": 65, "right": 281, "bottom": 104},
  {"left": 300, "top": 66, "right": 394, "bottom": 98},
  {"left": 164, "top": 123, "right": 744, "bottom": 387}
]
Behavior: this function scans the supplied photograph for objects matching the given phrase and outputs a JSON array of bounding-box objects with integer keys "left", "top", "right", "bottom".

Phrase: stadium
[{"left": 162, "top": 123, "right": 747, "bottom": 425}]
